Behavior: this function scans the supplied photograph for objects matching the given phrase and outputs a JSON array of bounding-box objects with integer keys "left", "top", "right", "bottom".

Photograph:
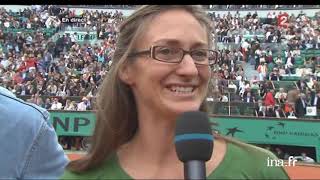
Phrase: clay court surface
[
  {"left": 67, "top": 153, "right": 320, "bottom": 179},
  {"left": 284, "top": 163, "right": 320, "bottom": 179}
]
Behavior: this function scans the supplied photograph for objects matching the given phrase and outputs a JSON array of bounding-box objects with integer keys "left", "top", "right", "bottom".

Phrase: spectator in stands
[
  {"left": 285, "top": 53, "right": 295, "bottom": 74},
  {"left": 310, "top": 90, "right": 320, "bottom": 109},
  {"left": 275, "top": 88, "right": 287, "bottom": 104},
  {"left": 43, "top": 97, "right": 51, "bottom": 109},
  {"left": 264, "top": 89, "right": 276, "bottom": 108},
  {"left": 294, "top": 152, "right": 315, "bottom": 163},
  {"left": 250, "top": 75, "right": 259, "bottom": 84},
  {"left": 274, "top": 55, "right": 283, "bottom": 66},
  {"left": 274, "top": 147, "right": 285, "bottom": 159},
  {"left": 304, "top": 57, "right": 315, "bottom": 71},
  {"left": 255, "top": 99, "right": 266, "bottom": 117},
  {"left": 258, "top": 81, "right": 268, "bottom": 98},
  {"left": 250, "top": 82, "right": 260, "bottom": 96},
  {"left": 257, "top": 62, "right": 268, "bottom": 81},
  {"left": 47, "top": 81, "right": 58, "bottom": 96},
  {"left": 284, "top": 101, "right": 296, "bottom": 118},
  {"left": 234, "top": 49, "right": 243, "bottom": 62},
  {"left": 265, "top": 106, "right": 277, "bottom": 117},
  {"left": 274, "top": 104, "right": 286, "bottom": 118},
  {"left": 50, "top": 97, "right": 63, "bottom": 110},
  {"left": 269, "top": 67, "right": 282, "bottom": 81},
  {"left": 238, "top": 79, "right": 248, "bottom": 98},
  {"left": 219, "top": 91, "right": 229, "bottom": 102},
  {"left": 0, "top": 86, "right": 68, "bottom": 179},
  {"left": 227, "top": 80, "right": 237, "bottom": 93},
  {"left": 306, "top": 75, "right": 317, "bottom": 90},
  {"left": 296, "top": 79, "right": 309, "bottom": 92},
  {"left": 77, "top": 96, "right": 90, "bottom": 111},
  {"left": 295, "top": 93, "right": 307, "bottom": 118},
  {"left": 62, "top": 5, "right": 289, "bottom": 179},
  {"left": 64, "top": 100, "right": 77, "bottom": 111},
  {"left": 63, "top": 99, "right": 72, "bottom": 110},
  {"left": 243, "top": 91, "right": 255, "bottom": 103}
]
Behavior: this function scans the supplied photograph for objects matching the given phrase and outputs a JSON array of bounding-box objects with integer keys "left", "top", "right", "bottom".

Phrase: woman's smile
[{"left": 164, "top": 84, "right": 197, "bottom": 97}]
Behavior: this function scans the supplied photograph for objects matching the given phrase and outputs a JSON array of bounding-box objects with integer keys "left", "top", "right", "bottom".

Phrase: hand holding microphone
[{"left": 175, "top": 111, "right": 214, "bottom": 180}]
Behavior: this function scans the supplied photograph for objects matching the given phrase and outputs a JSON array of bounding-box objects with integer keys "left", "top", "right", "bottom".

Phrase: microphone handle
[{"left": 184, "top": 160, "right": 206, "bottom": 180}]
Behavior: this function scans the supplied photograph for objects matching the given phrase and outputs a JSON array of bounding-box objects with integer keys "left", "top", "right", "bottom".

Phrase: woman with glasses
[{"left": 62, "top": 5, "right": 289, "bottom": 179}]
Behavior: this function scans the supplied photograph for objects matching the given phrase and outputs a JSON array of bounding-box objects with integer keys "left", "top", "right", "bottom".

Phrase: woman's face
[{"left": 123, "top": 9, "right": 211, "bottom": 118}]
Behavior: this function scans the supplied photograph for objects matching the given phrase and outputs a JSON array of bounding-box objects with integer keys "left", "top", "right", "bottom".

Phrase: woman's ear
[{"left": 119, "top": 63, "right": 134, "bottom": 86}]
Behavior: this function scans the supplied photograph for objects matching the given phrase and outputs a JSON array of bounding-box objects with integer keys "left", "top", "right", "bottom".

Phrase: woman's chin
[{"left": 166, "top": 103, "right": 202, "bottom": 116}]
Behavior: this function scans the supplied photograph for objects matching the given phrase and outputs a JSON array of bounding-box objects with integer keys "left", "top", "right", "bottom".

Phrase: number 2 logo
[{"left": 279, "top": 16, "right": 288, "bottom": 26}]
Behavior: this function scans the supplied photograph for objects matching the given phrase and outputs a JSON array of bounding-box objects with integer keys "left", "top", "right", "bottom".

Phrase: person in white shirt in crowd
[
  {"left": 77, "top": 97, "right": 90, "bottom": 111},
  {"left": 219, "top": 92, "right": 229, "bottom": 102},
  {"left": 0, "top": 56, "right": 12, "bottom": 70},
  {"left": 3, "top": 19, "right": 10, "bottom": 28},
  {"left": 228, "top": 80, "right": 238, "bottom": 93},
  {"left": 294, "top": 152, "right": 315, "bottom": 163},
  {"left": 256, "top": 99, "right": 266, "bottom": 117},
  {"left": 275, "top": 88, "right": 288, "bottom": 104},
  {"left": 56, "top": 85, "right": 67, "bottom": 97},
  {"left": 50, "top": 97, "right": 63, "bottom": 110},
  {"left": 285, "top": 53, "right": 295, "bottom": 74},
  {"left": 291, "top": 47, "right": 301, "bottom": 57},
  {"left": 241, "top": 39, "right": 251, "bottom": 61},
  {"left": 234, "top": 34, "right": 241, "bottom": 45},
  {"left": 70, "top": 32, "right": 78, "bottom": 45},
  {"left": 235, "top": 72, "right": 244, "bottom": 81},
  {"left": 284, "top": 48, "right": 291, "bottom": 59},
  {"left": 238, "top": 79, "right": 248, "bottom": 97}
]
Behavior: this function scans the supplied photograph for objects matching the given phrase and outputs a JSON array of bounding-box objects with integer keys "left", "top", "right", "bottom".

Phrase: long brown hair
[{"left": 67, "top": 5, "right": 214, "bottom": 172}]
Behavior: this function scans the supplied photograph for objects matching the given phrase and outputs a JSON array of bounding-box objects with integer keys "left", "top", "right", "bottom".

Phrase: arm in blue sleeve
[{"left": 21, "top": 117, "right": 69, "bottom": 179}]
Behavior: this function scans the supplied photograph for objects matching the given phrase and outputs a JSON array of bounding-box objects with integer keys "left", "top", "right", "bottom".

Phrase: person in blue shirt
[{"left": 0, "top": 86, "right": 68, "bottom": 179}]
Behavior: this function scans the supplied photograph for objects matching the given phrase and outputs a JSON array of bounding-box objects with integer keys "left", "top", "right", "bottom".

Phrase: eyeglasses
[{"left": 128, "top": 46, "right": 218, "bottom": 66}]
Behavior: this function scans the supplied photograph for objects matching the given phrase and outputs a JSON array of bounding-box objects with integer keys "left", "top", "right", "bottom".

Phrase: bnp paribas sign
[
  {"left": 264, "top": 122, "right": 319, "bottom": 141},
  {"left": 209, "top": 116, "right": 320, "bottom": 162},
  {"left": 210, "top": 117, "right": 320, "bottom": 147}
]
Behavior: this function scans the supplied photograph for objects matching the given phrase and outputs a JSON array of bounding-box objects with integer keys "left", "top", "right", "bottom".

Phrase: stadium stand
[{"left": 0, "top": 5, "right": 319, "bottom": 164}]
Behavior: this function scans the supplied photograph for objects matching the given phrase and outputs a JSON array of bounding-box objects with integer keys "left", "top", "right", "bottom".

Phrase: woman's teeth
[{"left": 169, "top": 86, "right": 194, "bottom": 93}]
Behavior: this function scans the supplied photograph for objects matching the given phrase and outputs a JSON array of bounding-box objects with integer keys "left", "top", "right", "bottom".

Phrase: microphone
[{"left": 174, "top": 111, "right": 214, "bottom": 180}]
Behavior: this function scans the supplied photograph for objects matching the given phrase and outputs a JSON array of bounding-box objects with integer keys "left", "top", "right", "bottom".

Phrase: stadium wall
[{"left": 49, "top": 110, "right": 320, "bottom": 162}]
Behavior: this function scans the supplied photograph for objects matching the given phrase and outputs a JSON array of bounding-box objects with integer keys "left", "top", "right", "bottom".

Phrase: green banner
[
  {"left": 211, "top": 116, "right": 320, "bottom": 162},
  {"left": 63, "top": 30, "right": 97, "bottom": 41},
  {"left": 49, "top": 111, "right": 96, "bottom": 136},
  {"left": 48, "top": 111, "right": 320, "bottom": 162},
  {"left": 211, "top": 117, "right": 320, "bottom": 147}
]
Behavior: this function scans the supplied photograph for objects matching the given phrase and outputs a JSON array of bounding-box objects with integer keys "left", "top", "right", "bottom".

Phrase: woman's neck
[
  {"left": 117, "top": 111, "right": 184, "bottom": 178},
  {"left": 121, "top": 111, "right": 179, "bottom": 164}
]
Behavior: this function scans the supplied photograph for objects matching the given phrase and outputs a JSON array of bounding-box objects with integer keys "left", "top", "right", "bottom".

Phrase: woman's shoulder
[
  {"left": 226, "top": 138, "right": 277, "bottom": 162},
  {"left": 210, "top": 136, "right": 290, "bottom": 179},
  {"left": 61, "top": 154, "right": 131, "bottom": 179},
  {"left": 61, "top": 164, "right": 107, "bottom": 179}
]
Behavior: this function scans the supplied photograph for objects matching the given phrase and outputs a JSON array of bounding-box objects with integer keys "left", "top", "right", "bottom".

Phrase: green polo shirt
[{"left": 61, "top": 141, "right": 290, "bottom": 179}]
